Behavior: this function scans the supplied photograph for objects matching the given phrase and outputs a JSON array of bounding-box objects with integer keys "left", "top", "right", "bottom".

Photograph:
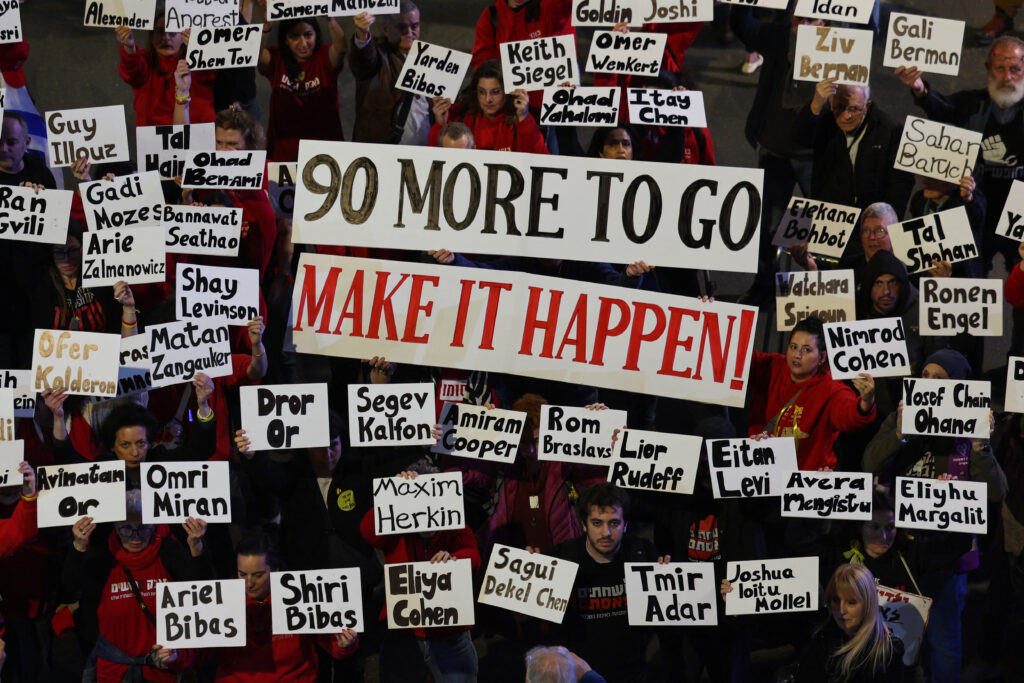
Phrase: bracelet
[
  {"left": 197, "top": 408, "right": 214, "bottom": 423},
  {"left": 21, "top": 492, "right": 38, "bottom": 502},
  {"left": 175, "top": 94, "right": 191, "bottom": 105},
  {"left": 121, "top": 317, "right": 137, "bottom": 328},
  {"left": 252, "top": 349, "right": 263, "bottom": 358}
]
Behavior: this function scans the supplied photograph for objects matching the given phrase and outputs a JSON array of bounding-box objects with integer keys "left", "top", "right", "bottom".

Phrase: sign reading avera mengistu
[
  {"left": 919, "top": 277, "right": 1002, "bottom": 337},
  {"left": 432, "top": 402, "right": 525, "bottom": 462},
  {"left": 148, "top": 319, "right": 232, "bottom": 389},
  {"left": 271, "top": 568, "right": 364, "bottom": 634},
  {"left": 80, "top": 171, "right": 165, "bottom": 232},
  {"left": 156, "top": 579, "right": 246, "bottom": 648},
  {"left": 240, "top": 383, "right": 330, "bottom": 451},
  {"left": 780, "top": 470, "right": 872, "bottom": 521},
  {"left": 887, "top": 206, "right": 978, "bottom": 274},
  {"left": 176, "top": 263, "right": 260, "bottom": 324},
  {"left": 0, "top": 185, "right": 73, "bottom": 245},
  {"left": 775, "top": 269, "right": 856, "bottom": 332},
  {"left": 823, "top": 318, "right": 911, "bottom": 381},
  {"left": 895, "top": 476, "right": 986, "bottom": 534},
  {"left": 500, "top": 35, "right": 580, "bottom": 91},
  {"left": 895, "top": 116, "right": 981, "bottom": 183},
  {"left": 46, "top": 105, "right": 129, "bottom": 167},
  {"left": 164, "top": 204, "right": 242, "bottom": 257},
  {"left": 608, "top": 428, "right": 701, "bottom": 494},
  {"left": 707, "top": 436, "right": 798, "bottom": 499},
  {"left": 385, "top": 558, "right": 475, "bottom": 629},
  {"left": 478, "top": 544, "right": 578, "bottom": 623},
  {"left": 31, "top": 329, "right": 121, "bottom": 397},
  {"left": 372, "top": 471, "right": 465, "bottom": 536},
  {"left": 37, "top": 461, "right": 127, "bottom": 528},
  {"left": 772, "top": 197, "right": 859, "bottom": 259},
  {"left": 724, "top": 557, "right": 818, "bottom": 616},
  {"left": 137, "top": 123, "right": 216, "bottom": 179},
  {"left": 537, "top": 404, "right": 626, "bottom": 464},
  {"left": 140, "top": 461, "right": 232, "bottom": 524},
  {"left": 348, "top": 383, "right": 436, "bottom": 447},
  {"left": 902, "top": 378, "right": 990, "bottom": 439},
  {"left": 625, "top": 562, "right": 718, "bottom": 626}
]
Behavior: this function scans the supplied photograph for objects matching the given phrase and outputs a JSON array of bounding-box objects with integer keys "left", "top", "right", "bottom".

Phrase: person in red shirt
[
  {"left": 746, "top": 316, "right": 877, "bottom": 470},
  {"left": 0, "top": 462, "right": 37, "bottom": 556}
]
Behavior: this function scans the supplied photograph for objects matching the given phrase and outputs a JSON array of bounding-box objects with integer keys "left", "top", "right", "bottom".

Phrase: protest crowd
[{"left": 4, "top": 0, "right": 1024, "bottom": 682}]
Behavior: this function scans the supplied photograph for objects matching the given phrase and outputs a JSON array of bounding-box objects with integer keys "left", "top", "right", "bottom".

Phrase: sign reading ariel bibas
[{"left": 292, "top": 141, "right": 764, "bottom": 272}]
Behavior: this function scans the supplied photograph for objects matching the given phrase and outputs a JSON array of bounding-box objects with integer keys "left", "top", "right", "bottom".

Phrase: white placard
[
  {"left": 268, "top": 162, "right": 297, "bottom": 219},
  {"left": 156, "top": 579, "right": 246, "bottom": 648},
  {"left": 887, "top": 206, "right": 978, "bottom": 274},
  {"left": 478, "top": 544, "right": 578, "bottom": 623},
  {"left": 140, "top": 461, "right": 232, "bottom": 524},
  {"left": 81, "top": 226, "right": 166, "bottom": 288},
  {"left": 372, "top": 471, "right": 465, "bottom": 536},
  {"left": 719, "top": 0, "right": 787, "bottom": 8},
  {"left": 84, "top": 0, "right": 157, "bottom": 29},
  {"left": 572, "top": 0, "right": 644, "bottom": 26},
  {"left": 995, "top": 179, "right": 1024, "bottom": 241},
  {"left": 895, "top": 116, "right": 982, "bottom": 183},
  {"left": 267, "top": 0, "right": 400, "bottom": 19},
  {"left": 176, "top": 263, "right": 260, "bottom": 325},
  {"left": 883, "top": 13, "right": 964, "bottom": 77},
  {"left": 902, "top": 378, "right": 990, "bottom": 439},
  {"left": 586, "top": 30, "right": 666, "bottom": 76},
  {"left": 780, "top": 470, "right": 872, "bottom": 520},
  {"left": 895, "top": 476, "right": 987, "bottom": 534},
  {"left": 793, "top": 24, "right": 872, "bottom": 87},
  {"left": 0, "top": 387, "right": 10, "bottom": 442},
  {"left": 240, "top": 383, "right": 330, "bottom": 451},
  {"left": 395, "top": 40, "right": 472, "bottom": 101},
  {"left": 627, "top": 88, "right": 707, "bottom": 128},
  {"left": 639, "top": 0, "right": 711, "bottom": 22},
  {"left": 0, "top": 369, "right": 34, "bottom": 418},
  {"left": 45, "top": 105, "right": 129, "bottom": 168},
  {"left": 537, "top": 404, "right": 625, "bottom": 465},
  {"left": 878, "top": 584, "right": 932, "bottom": 666},
  {"left": 164, "top": 205, "right": 242, "bottom": 256},
  {"left": 148, "top": 319, "right": 232, "bottom": 389},
  {"left": 919, "top": 278, "right": 1001, "bottom": 337},
  {"left": 348, "top": 383, "right": 435, "bottom": 447},
  {"left": 0, "top": 1, "right": 21, "bottom": 44},
  {"left": 31, "top": 329, "right": 120, "bottom": 397},
  {"left": 80, "top": 171, "right": 165, "bottom": 232},
  {"left": 794, "top": 0, "right": 874, "bottom": 24},
  {"left": 501, "top": 35, "right": 580, "bottom": 92},
  {"left": 186, "top": 24, "right": 262, "bottom": 70},
  {"left": 724, "top": 557, "right": 818, "bottom": 616},
  {"left": 164, "top": 0, "right": 238, "bottom": 31},
  {"left": 541, "top": 86, "right": 620, "bottom": 127},
  {"left": 0, "top": 440, "right": 22, "bottom": 487},
  {"left": 772, "top": 197, "right": 860, "bottom": 259},
  {"left": 608, "top": 428, "right": 701, "bottom": 494},
  {"left": 775, "top": 269, "right": 856, "bottom": 333},
  {"left": 1005, "top": 357, "right": 1024, "bottom": 414},
  {"left": 36, "top": 461, "right": 127, "bottom": 528},
  {"left": 270, "top": 568, "right": 364, "bottom": 634},
  {"left": 0, "top": 185, "right": 74, "bottom": 245},
  {"left": 385, "top": 559, "right": 475, "bottom": 629},
  {"left": 824, "top": 317, "right": 911, "bottom": 380},
  {"left": 625, "top": 562, "right": 717, "bottom": 626},
  {"left": 111, "top": 334, "right": 153, "bottom": 399},
  {"left": 708, "top": 437, "right": 798, "bottom": 498},
  {"left": 432, "top": 403, "right": 525, "bottom": 463},
  {"left": 182, "top": 150, "right": 266, "bottom": 190},
  {"left": 137, "top": 123, "right": 217, "bottom": 180}
]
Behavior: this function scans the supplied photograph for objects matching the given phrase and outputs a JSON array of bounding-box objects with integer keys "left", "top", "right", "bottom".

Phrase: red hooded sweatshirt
[
  {"left": 119, "top": 46, "right": 215, "bottom": 126},
  {"left": 1005, "top": 261, "right": 1024, "bottom": 308},
  {"left": 428, "top": 107, "right": 548, "bottom": 154}
]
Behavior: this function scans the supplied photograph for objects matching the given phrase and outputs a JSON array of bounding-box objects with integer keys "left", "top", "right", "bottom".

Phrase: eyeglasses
[
  {"left": 862, "top": 227, "right": 888, "bottom": 238},
  {"left": 832, "top": 105, "right": 865, "bottom": 116},
  {"left": 115, "top": 524, "right": 155, "bottom": 541}
]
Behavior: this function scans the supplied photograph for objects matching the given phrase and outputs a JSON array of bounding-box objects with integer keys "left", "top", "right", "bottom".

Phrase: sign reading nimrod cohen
[
  {"left": 291, "top": 141, "right": 764, "bottom": 272},
  {"left": 823, "top": 318, "right": 911, "bottom": 381}
]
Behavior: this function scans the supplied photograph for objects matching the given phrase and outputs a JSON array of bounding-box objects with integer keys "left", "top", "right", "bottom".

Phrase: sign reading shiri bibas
[
  {"left": 31, "top": 329, "right": 120, "bottom": 397},
  {"left": 46, "top": 105, "right": 130, "bottom": 167},
  {"left": 887, "top": 206, "right": 978, "bottom": 275},
  {"left": 84, "top": 0, "right": 157, "bottom": 31},
  {"left": 479, "top": 545, "right": 578, "bottom": 623},
  {"left": 0, "top": 185, "right": 73, "bottom": 245},
  {"left": 241, "top": 383, "right": 330, "bottom": 451},
  {"left": 181, "top": 150, "right": 266, "bottom": 190},
  {"left": 781, "top": 471, "right": 872, "bottom": 521},
  {"left": 772, "top": 197, "right": 859, "bottom": 259},
  {"left": 372, "top": 472, "right": 465, "bottom": 535},
  {"left": 291, "top": 253, "right": 759, "bottom": 408},
  {"left": 396, "top": 40, "right": 472, "bottom": 100},
  {"left": 148, "top": 319, "right": 232, "bottom": 389},
  {"left": 292, "top": 141, "right": 765, "bottom": 272},
  {"left": 919, "top": 278, "right": 1001, "bottom": 337},
  {"left": 266, "top": 0, "right": 400, "bottom": 20},
  {"left": 775, "top": 270, "right": 855, "bottom": 332},
  {"left": 541, "top": 87, "right": 619, "bottom": 127},
  {"left": 996, "top": 179, "right": 1024, "bottom": 241},
  {"left": 0, "top": 440, "right": 23, "bottom": 487},
  {"left": 385, "top": 559, "right": 474, "bottom": 629},
  {"left": 348, "top": 383, "right": 435, "bottom": 447},
  {"left": 902, "top": 378, "right": 991, "bottom": 439},
  {"left": 164, "top": 0, "right": 237, "bottom": 31},
  {"left": 500, "top": 35, "right": 580, "bottom": 92},
  {"left": 186, "top": 24, "right": 262, "bottom": 70},
  {"left": 36, "top": 461, "right": 127, "bottom": 528},
  {"left": 895, "top": 477, "right": 987, "bottom": 534},
  {"left": 708, "top": 437, "right": 798, "bottom": 499},
  {"left": 80, "top": 171, "right": 165, "bottom": 232},
  {"left": 176, "top": 263, "right": 260, "bottom": 324},
  {"left": 137, "top": 123, "right": 216, "bottom": 180},
  {"left": 627, "top": 88, "right": 707, "bottom": 128},
  {"left": 793, "top": 25, "right": 872, "bottom": 87},
  {"left": 571, "top": 0, "right": 644, "bottom": 27},
  {"left": 608, "top": 429, "right": 701, "bottom": 494},
  {"left": 878, "top": 585, "right": 932, "bottom": 666},
  {"left": 823, "top": 318, "right": 911, "bottom": 381},
  {"left": 537, "top": 404, "right": 626, "bottom": 464},
  {"left": 140, "top": 461, "right": 232, "bottom": 524},
  {"left": 164, "top": 205, "right": 242, "bottom": 257},
  {"left": 270, "top": 568, "right": 364, "bottom": 634},
  {"left": 883, "top": 13, "right": 964, "bottom": 78},
  {"left": 724, "top": 557, "right": 818, "bottom": 616},
  {"left": 432, "top": 402, "right": 525, "bottom": 462},
  {"left": 1005, "top": 357, "right": 1024, "bottom": 414},
  {"left": 586, "top": 30, "right": 666, "bottom": 77},
  {"left": 156, "top": 579, "right": 246, "bottom": 648},
  {"left": 81, "top": 226, "right": 166, "bottom": 288},
  {"left": 895, "top": 116, "right": 981, "bottom": 183},
  {"left": 625, "top": 562, "right": 717, "bottom": 626},
  {"left": 794, "top": 0, "right": 874, "bottom": 24}
]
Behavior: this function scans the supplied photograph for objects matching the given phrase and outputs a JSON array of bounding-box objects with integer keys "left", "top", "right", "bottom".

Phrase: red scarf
[{"left": 107, "top": 525, "right": 169, "bottom": 572}]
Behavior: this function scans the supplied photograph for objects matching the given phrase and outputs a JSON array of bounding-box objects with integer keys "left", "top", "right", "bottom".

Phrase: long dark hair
[
  {"left": 48, "top": 220, "right": 86, "bottom": 327},
  {"left": 460, "top": 60, "right": 516, "bottom": 123},
  {"left": 586, "top": 122, "right": 641, "bottom": 160},
  {"left": 277, "top": 18, "right": 323, "bottom": 81}
]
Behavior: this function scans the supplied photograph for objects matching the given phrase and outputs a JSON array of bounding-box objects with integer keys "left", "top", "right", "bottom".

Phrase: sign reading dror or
[
  {"left": 883, "top": 13, "right": 964, "bottom": 77},
  {"left": 775, "top": 269, "right": 855, "bottom": 332},
  {"left": 500, "top": 35, "right": 580, "bottom": 92},
  {"left": 772, "top": 197, "right": 859, "bottom": 259},
  {"left": 37, "top": 461, "right": 127, "bottom": 528},
  {"left": 794, "top": 25, "right": 872, "bottom": 86},
  {"left": 708, "top": 437, "right": 798, "bottom": 499},
  {"left": 432, "top": 402, "right": 525, "bottom": 463},
  {"left": 902, "top": 378, "right": 990, "bottom": 439},
  {"left": 920, "top": 278, "right": 1001, "bottom": 337},
  {"left": 385, "top": 559, "right": 475, "bottom": 629},
  {"left": 537, "top": 404, "right": 625, "bottom": 464},
  {"left": 271, "top": 569, "right": 364, "bottom": 634},
  {"left": 887, "top": 206, "right": 978, "bottom": 274},
  {"left": 823, "top": 318, "right": 911, "bottom": 380},
  {"left": 241, "top": 383, "right": 330, "bottom": 451},
  {"left": 0, "top": 185, "right": 74, "bottom": 245},
  {"left": 781, "top": 471, "right": 872, "bottom": 521},
  {"left": 895, "top": 116, "right": 981, "bottom": 183},
  {"left": 609, "top": 429, "right": 701, "bottom": 494},
  {"left": 479, "top": 545, "right": 578, "bottom": 623},
  {"left": 586, "top": 30, "right": 666, "bottom": 77},
  {"left": 372, "top": 472, "right": 465, "bottom": 536},
  {"left": 46, "top": 105, "right": 129, "bottom": 167},
  {"left": 724, "top": 557, "right": 818, "bottom": 616},
  {"left": 137, "top": 123, "right": 216, "bottom": 179},
  {"left": 396, "top": 40, "right": 472, "bottom": 101},
  {"left": 140, "top": 462, "right": 232, "bottom": 524},
  {"left": 895, "top": 477, "right": 986, "bottom": 534},
  {"left": 627, "top": 88, "right": 707, "bottom": 128},
  {"left": 157, "top": 579, "right": 246, "bottom": 648},
  {"left": 625, "top": 562, "right": 717, "bottom": 626},
  {"left": 32, "top": 329, "right": 120, "bottom": 397}
]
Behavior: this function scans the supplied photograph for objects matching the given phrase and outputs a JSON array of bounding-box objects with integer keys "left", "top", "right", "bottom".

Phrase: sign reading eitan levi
[
  {"left": 793, "top": 25, "right": 872, "bottom": 86},
  {"left": 883, "top": 13, "right": 965, "bottom": 77},
  {"left": 895, "top": 476, "right": 986, "bottom": 534},
  {"left": 823, "top": 318, "right": 911, "bottom": 380},
  {"left": 708, "top": 437, "right": 798, "bottom": 499},
  {"left": 372, "top": 472, "right": 465, "bottom": 535},
  {"left": 537, "top": 404, "right": 626, "bottom": 464},
  {"left": 887, "top": 206, "right": 978, "bottom": 274},
  {"left": 772, "top": 197, "right": 859, "bottom": 259},
  {"left": 775, "top": 270, "right": 856, "bottom": 332},
  {"left": 902, "top": 378, "right": 990, "bottom": 439},
  {"left": 919, "top": 278, "right": 1001, "bottom": 336},
  {"left": 608, "top": 429, "right": 701, "bottom": 494},
  {"left": 895, "top": 116, "right": 981, "bottom": 183},
  {"left": 625, "top": 562, "right": 717, "bottom": 626}
]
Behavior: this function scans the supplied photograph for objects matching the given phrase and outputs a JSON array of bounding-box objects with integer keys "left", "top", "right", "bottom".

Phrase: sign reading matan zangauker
[
  {"left": 0, "top": 185, "right": 73, "bottom": 245},
  {"left": 780, "top": 471, "right": 872, "bottom": 521},
  {"left": 883, "top": 13, "right": 965, "bottom": 77},
  {"left": 432, "top": 402, "right": 525, "bottom": 462},
  {"left": 625, "top": 562, "right": 717, "bottom": 626},
  {"left": 36, "top": 460, "right": 127, "bottom": 528},
  {"left": 919, "top": 278, "right": 1002, "bottom": 337},
  {"left": 186, "top": 24, "right": 262, "bottom": 70},
  {"left": 137, "top": 123, "right": 216, "bottom": 179},
  {"left": 537, "top": 404, "right": 626, "bottom": 464},
  {"left": 348, "top": 383, "right": 435, "bottom": 447},
  {"left": 292, "top": 253, "right": 759, "bottom": 407},
  {"left": 725, "top": 557, "right": 818, "bottom": 616},
  {"left": 148, "top": 319, "right": 232, "bottom": 389},
  {"left": 31, "top": 329, "right": 121, "bottom": 397},
  {"left": 902, "top": 378, "right": 991, "bottom": 439},
  {"left": 84, "top": 0, "right": 157, "bottom": 30},
  {"left": 270, "top": 568, "right": 364, "bottom": 635},
  {"left": 775, "top": 269, "right": 855, "bottom": 332},
  {"left": 46, "top": 105, "right": 129, "bottom": 167},
  {"left": 895, "top": 116, "right": 982, "bottom": 183},
  {"left": 479, "top": 544, "right": 578, "bottom": 623},
  {"left": 707, "top": 437, "right": 798, "bottom": 499},
  {"left": 793, "top": 24, "right": 872, "bottom": 87},
  {"left": 772, "top": 197, "right": 859, "bottom": 259},
  {"left": 586, "top": 30, "right": 667, "bottom": 77},
  {"left": 291, "top": 141, "right": 765, "bottom": 272},
  {"left": 386, "top": 559, "right": 475, "bottom": 629},
  {"left": 823, "top": 318, "right": 911, "bottom": 381},
  {"left": 80, "top": 171, "right": 165, "bottom": 232},
  {"left": 241, "top": 383, "right": 330, "bottom": 451},
  {"left": 887, "top": 206, "right": 978, "bottom": 275},
  {"left": 895, "top": 476, "right": 987, "bottom": 534},
  {"left": 500, "top": 35, "right": 580, "bottom": 91},
  {"left": 157, "top": 579, "right": 246, "bottom": 648},
  {"left": 140, "top": 461, "right": 232, "bottom": 524},
  {"left": 794, "top": 0, "right": 874, "bottom": 24},
  {"left": 81, "top": 226, "right": 167, "bottom": 288},
  {"left": 609, "top": 429, "right": 701, "bottom": 494},
  {"left": 372, "top": 472, "right": 465, "bottom": 535},
  {"left": 627, "top": 88, "right": 707, "bottom": 128},
  {"left": 395, "top": 40, "right": 472, "bottom": 101}
]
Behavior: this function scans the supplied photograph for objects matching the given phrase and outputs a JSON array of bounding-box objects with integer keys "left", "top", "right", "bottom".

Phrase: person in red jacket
[
  {"left": 213, "top": 533, "right": 357, "bottom": 682},
  {"left": 360, "top": 469, "right": 481, "bottom": 683},
  {"left": 0, "top": 461, "right": 37, "bottom": 556},
  {"left": 429, "top": 60, "right": 548, "bottom": 154},
  {"left": 747, "top": 316, "right": 877, "bottom": 470},
  {"left": 1006, "top": 240, "right": 1024, "bottom": 308}
]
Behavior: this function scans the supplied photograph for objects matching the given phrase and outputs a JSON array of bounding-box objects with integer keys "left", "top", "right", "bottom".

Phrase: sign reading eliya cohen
[
  {"left": 883, "top": 13, "right": 964, "bottom": 77},
  {"left": 37, "top": 461, "right": 127, "bottom": 528},
  {"left": 80, "top": 170, "right": 165, "bottom": 232},
  {"left": 270, "top": 568, "right": 364, "bottom": 634},
  {"left": 395, "top": 40, "right": 472, "bottom": 100},
  {"left": 724, "top": 557, "right": 818, "bottom": 616},
  {"left": 157, "top": 579, "right": 246, "bottom": 648},
  {"left": 432, "top": 402, "right": 525, "bottom": 462},
  {"left": 372, "top": 472, "right": 465, "bottom": 535},
  {"left": 176, "top": 263, "right": 260, "bottom": 324},
  {"left": 895, "top": 477, "right": 987, "bottom": 534},
  {"left": 386, "top": 558, "right": 474, "bottom": 629},
  {"left": 46, "top": 105, "right": 129, "bottom": 167},
  {"left": 164, "top": 205, "right": 242, "bottom": 256},
  {"left": 241, "top": 383, "right": 330, "bottom": 451},
  {"left": 772, "top": 197, "right": 859, "bottom": 259},
  {"left": 781, "top": 471, "right": 872, "bottom": 521},
  {"left": 793, "top": 25, "right": 872, "bottom": 87},
  {"left": 140, "top": 461, "right": 232, "bottom": 524},
  {"left": 182, "top": 150, "right": 266, "bottom": 190},
  {"left": 586, "top": 30, "right": 666, "bottom": 77},
  {"left": 0, "top": 185, "right": 73, "bottom": 245},
  {"left": 919, "top": 278, "right": 1002, "bottom": 336},
  {"left": 81, "top": 226, "right": 166, "bottom": 288},
  {"left": 823, "top": 318, "right": 911, "bottom": 380},
  {"left": 537, "top": 404, "right": 626, "bottom": 464},
  {"left": 625, "top": 562, "right": 717, "bottom": 626},
  {"left": 627, "top": 88, "right": 707, "bottom": 128},
  {"left": 348, "top": 383, "right": 435, "bottom": 447},
  {"left": 775, "top": 270, "right": 855, "bottom": 332},
  {"left": 479, "top": 544, "right": 578, "bottom": 623},
  {"left": 608, "top": 429, "right": 701, "bottom": 494},
  {"left": 895, "top": 116, "right": 981, "bottom": 183},
  {"left": 887, "top": 206, "right": 978, "bottom": 274},
  {"left": 708, "top": 437, "right": 798, "bottom": 499},
  {"left": 137, "top": 123, "right": 216, "bottom": 179},
  {"left": 541, "top": 86, "right": 619, "bottom": 127},
  {"left": 148, "top": 319, "right": 232, "bottom": 388},
  {"left": 902, "top": 378, "right": 990, "bottom": 439},
  {"left": 31, "top": 329, "right": 120, "bottom": 397},
  {"left": 500, "top": 35, "right": 580, "bottom": 91}
]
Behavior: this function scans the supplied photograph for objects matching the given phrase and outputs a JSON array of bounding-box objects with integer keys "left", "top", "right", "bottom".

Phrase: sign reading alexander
[
  {"left": 772, "top": 197, "right": 859, "bottom": 259},
  {"left": 775, "top": 269, "right": 855, "bottom": 332},
  {"left": 292, "top": 140, "right": 764, "bottom": 272},
  {"left": 84, "top": 0, "right": 157, "bottom": 30},
  {"left": 919, "top": 278, "right": 1002, "bottom": 336}
]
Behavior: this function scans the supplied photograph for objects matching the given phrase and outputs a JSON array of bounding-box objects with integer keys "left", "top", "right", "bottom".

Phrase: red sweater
[
  {"left": 428, "top": 108, "right": 548, "bottom": 154},
  {"left": 1006, "top": 262, "right": 1024, "bottom": 308},
  {"left": 119, "top": 46, "right": 215, "bottom": 126},
  {"left": 0, "top": 38, "right": 29, "bottom": 88},
  {"left": 0, "top": 496, "right": 37, "bottom": 556},
  {"left": 746, "top": 351, "right": 876, "bottom": 470}
]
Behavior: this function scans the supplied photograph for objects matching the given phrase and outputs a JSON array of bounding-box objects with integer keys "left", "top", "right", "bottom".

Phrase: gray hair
[
  {"left": 988, "top": 35, "right": 1024, "bottom": 65},
  {"left": 383, "top": 0, "right": 419, "bottom": 22},
  {"left": 440, "top": 122, "right": 474, "bottom": 148},
  {"left": 859, "top": 202, "right": 898, "bottom": 229},
  {"left": 838, "top": 84, "right": 870, "bottom": 101},
  {"left": 524, "top": 646, "right": 577, "bottom": 683}
]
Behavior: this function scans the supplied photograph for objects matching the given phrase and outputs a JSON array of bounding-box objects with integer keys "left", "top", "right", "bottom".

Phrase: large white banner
[
  {"left": 291, "top": 141, "right": 764, "bottom": 272},
  {"left": 292, "top": 253, "right": 759, "bottom": 407}
]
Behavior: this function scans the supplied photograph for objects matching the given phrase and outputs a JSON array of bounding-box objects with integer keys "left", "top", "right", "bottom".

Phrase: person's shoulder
[{"left": 551, "top": 535, "right": 586, "bottom": 561}]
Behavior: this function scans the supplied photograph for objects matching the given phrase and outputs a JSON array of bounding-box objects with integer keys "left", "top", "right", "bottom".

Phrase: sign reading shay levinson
[
  {"left": 31, "top": 329, "right": 120, "bottom": 397},
  {"left": 500, "top": 35, "right": 580, "bottom": 91},
  {"left": 793, "top": 25, "right": 872, "bottom": 86},
  {"left": 46, "top": 105, "right": 130, "bottom": 167},
  {"left": 84, "top": 0, "right": 157, "bottom": 30},
  {"left": 627, "top": 88, "right": 707, "bottom": 128},
  {"left": 608, "top": 429, "right": 701, "bottom": 494},
  {"left": 537, "top": 404, "right": 626, "bottom": 464},
  {"left": 348, "top": 383, "right": 435, "bottom": 447},
  {"left": 823, "top": 318, "right": 911, "bottom": 380},
  {"left": 883, "top": 13, "right": 965, "bottom": 77},
  {"left": 241, "top": 383, "right": 330, "bottom": 451},
  {"left": 895, "top": 116, "right": 981, "bottom": 183},
  {"left": 137, "top": 123, "right": 216, "bottom": 179},
  {"left": 708, "top": 437, "right": 798, "bottom": 499},
  {"left": 781, "top": 471, "right": 872, "bottom": 521},
  {"left": 479, "top": 544, "right": 578, "bottom": 623},
  {"left": 625, "top": 562, "right": 717, "bottom": 626},
  {"left": 385, "top": 558, "right": 474, "bottom": 629},
  {"left": 176, "top": 263, "right": 260, "bottom": 324},
  {"left": 292, "top": 253, "right": 758, "bottom": 407},
  {"left": 270, "top": 568, "right": 364, "bottom": 634},
  {"left": 586, "top": 30, "right": 667, "bottom": 77},
  {"left": 920, "top": 278, "right": 1002, "bottom": 337},
  {"left": 0, "top": 185, "right": 73, "bottom": 245},
  {"left": 291, "top": 140, "right": 764, "bottom": 268},
  {"left": 372, "top": 472, "right": 465, "bottom": 535},
  {"left": 140, "top": 461, "right": 232, "bottom": 524},
  {"left": 432, "top": 402, "right": 525, "bottom": 462},
  {"left": 887, "top": 206, "right": 978, "bottom": 274},
  {"left": 902, "top": 378, "right": 990, "bottom": 439},
  {"left": 775, "top": 269, "right": 855, "bottom": 332},
  {"left": 772, "top": 197, "right": 859, "bottom": 259},
  {"left": 156, "top": 579, "right": 246, "bottom": 648},
  {"left": 895, "top": 476, "right": 986, "bottom": 534},
  {"left": 724, "top": 557, "right": 818, "bottom": 616},
  {"left": 36, "top": 461, "right": 127, "bottom": 528}
]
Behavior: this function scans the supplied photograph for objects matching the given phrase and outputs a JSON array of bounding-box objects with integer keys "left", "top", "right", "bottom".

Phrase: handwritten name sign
[
  {"left": 271, "top": 569, "right": 364, "bottom": 634},
  {"left": 708, "top": 437, "right": 798, "bottom": 499},
  {"left": 627, "top": 88, "right": 706, "bottom": 128},
  {"left": 372, "top": 472, "right": 465, "bottom": 536},
  {"left": 718, "top": 0, "right": 787, "bottom": 8},
  {"left": 164, "top": 205, "right": 242, "bottom": 256},
  {"left": 36, "top": 461, "right": 127, "bottom": 527},
  {"left": 1005, "top": 357, "right": 1024, "bottom": 414},
  {"left": 81, "top": 171, "right": 165, "bottom": 232},
  {"left": 572, "top": 0, "right": 644, "bottom": 26},
  {"left": 0, "top": 440, "right": 22, "bottom": 487},
  {"left": 0, "top": 0, "right": 22, "bottom": 44},
  {"left": 386, "top": 559, "right": 474, "bottom": 629},
  {"left": 182, "top": 150, "right": 266, "bottom": 190},
  {"left": 46, "top": 105, "right": 129, "bottom": 168},
  {"left": 541, "top": 86, "right": 619, "bottom": 127},
  {"left": 348, "top": 383, "right": 434, "bottom": 447},
  {"left": 608, "top": 429, "right": 701, "bottom": 494},
  {"left": 137, "top": 123, "right": 216, "bottom": 179},
  {"left": 501, "top": 35, "right": 580, "bottom": 92},
  {"left": 479, "top": 545, "right": 578, "bottom": 623},
  {"left": 176, "top": 263, "right": 260, "bottom": 324},
  {"left": 433, "top": 402, "right": 525, "bottom": 462},
  {"left": 140, "top": 461, "right": 231, "bottom": 524},
  {"left": 781, "top": 471, "right": 872, "bottom": 520},
  {"left": 902, "top": 378, "right": 990, "bottom": 439},
  {"left": 81, "top": 226, "right": 166, "bottom": 288},
  {"left": 724, "top": 557, "right": 818, "bottom": 616},
  {"left": 895, "top": 476, "right": 987, "bottom": 534},
  {"left": 0, "top": 369, "right": 33, "bottom": 417},
  {"left": 772, "top": 197, "right": 859, "bottom": 259},
  {"left": 794, "top": 24, "right": 872, "bottom": 86},
  {"left": 920, "top": 278, "right": 1001, "bottom": 337},
  {"left": 883, "top": 13, "right": 964, "bottom": 77},
  {"left": 396, "top": 40, "right": 472, "bottom": 100},
  {"left": 85, "top": 0, "right": 157, "bottom": 30},
  {"left": 148, "top": 320, "right": 232, "bottom": 389},
  {"left": 156, "top": 579, "right": 246, "bottom": 648},
  {"left": 638, "top": 0, "right": 711, "bottom": 22},
  {"left": 267, "top": 0, "right": 399, "bottom": 20},
  {"left": 537, "top": 404, "right": 625, "bottom": 464},
  {"left": 0, "top": 185, "right": 73, "bottom": 245},
  {"left": 824, "top": 318, "right": 910, "bottom": 380},
  {"left": 625, "top": 562, "right": 717, "bottom": 626},
  {"left": 995, "top": 179, "right": 1024, "bottom": 241},
  {"left": 586, "top": 30, "right": 666, "bottom": 77},
  {"left": 268, "top": 162, "right": 296, "bottom": 219},
  {"left": 240, "top": 383, "right": 330, "bottom": 451},
  {"left": 878, "top": 584, "right": 932, "bottom": 666},
  {"left": 775, "top": 269, "right": 855, "bottom": 332},
  {"left": 895, "top": 116, "right": 981, "bottom": 183},
  {"left": 794, "top": 0, "right": 874, "bottom": 24},
  {"left": 887, "top": 206, "right": 978, "bottom": 274},
  {"left": 31, "top": 329, "right": 120, "bottom": 397},
  {"left": 186, "top": 24, "right": 261, "bottom": 70},
  {"left": 164, "top": 0, "right": 237, "bottom": 31}
]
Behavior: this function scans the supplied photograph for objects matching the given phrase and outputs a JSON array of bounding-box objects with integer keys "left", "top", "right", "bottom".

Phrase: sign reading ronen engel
[{"left": 919, "top": 277, "right": 1002, "bottom": 337}]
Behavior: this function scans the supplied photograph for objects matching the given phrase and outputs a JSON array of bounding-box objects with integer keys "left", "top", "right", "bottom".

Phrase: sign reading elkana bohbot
[
  {"left": 292, "top": 253, "right": 758, "bottom": 408},
  {"left": 292, "top": 141, "right": 764, "bottom": 272}
]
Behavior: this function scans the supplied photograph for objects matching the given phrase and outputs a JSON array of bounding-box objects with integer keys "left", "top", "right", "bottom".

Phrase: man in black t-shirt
[{"left": 0, "top": 112, "right": 56, "bottom": 189}]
